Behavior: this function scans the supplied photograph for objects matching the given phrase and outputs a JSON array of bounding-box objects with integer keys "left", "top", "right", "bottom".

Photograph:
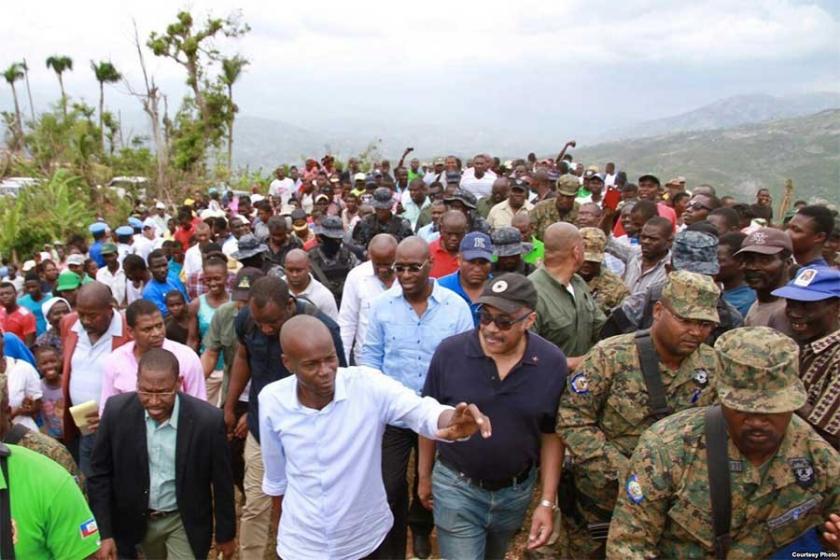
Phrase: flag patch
[{"left": 80, "top": 518, "right": 99, "bottom": 538}]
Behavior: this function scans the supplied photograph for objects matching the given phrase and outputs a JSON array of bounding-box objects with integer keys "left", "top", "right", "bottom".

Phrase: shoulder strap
[
  {"left": 3, "top": 424, "right": 29, "bottom": 446},
  {"left": 704, "top": 405, "right": 732, "bottom": 560},
  {"left": 0, "top": 444, "right": 14, "bottom": 560},
  {"left": 308, "top": 257, "right": 333, "bottom": 289},
  {"left": 633, "top": 329, "right": 672, "bottom": 420}
]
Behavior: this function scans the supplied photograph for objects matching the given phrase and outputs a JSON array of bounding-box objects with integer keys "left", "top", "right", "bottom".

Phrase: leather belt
[
  {"left": 147, "top": 509, "right": 177, "bottom": 520},
  {"left": 438, "top": 455, "right": 532, "bottom": 491}
]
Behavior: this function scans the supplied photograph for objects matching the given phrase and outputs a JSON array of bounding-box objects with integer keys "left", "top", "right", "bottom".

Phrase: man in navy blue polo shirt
[
  {"left": 222, "top": 275, "right": 346, "bottom": 559},
  {"left": 438, "top": 232, "right": 494, "bottom": 326},
  {"left": 419, "top": 273, "right": 567, "bottom": 559}
]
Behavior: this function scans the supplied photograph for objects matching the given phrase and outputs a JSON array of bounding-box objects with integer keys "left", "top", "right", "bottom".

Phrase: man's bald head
[
  {"left": 511, "top": 213, "right": 531, "bottom": 228},
  {"left": 544, "top": 223, "right": 583, "bottom": 264},
  {"left": 396, "top": 236, "right": 430, "bottom": 261},
  {"left": 77, "top": 281, "right": 114, "bottom": 309},
  {"left": 440, "top": 209, "right": 468, "bottom": 231},
  {"left": 283, "top": 248, "right": 309, "bottom": 268},
  {"left": 280, "top": 314, "right": 332, "bottom": 358},
  {"left": 368, "top": 234, "right": 398, "bottom": 259}
]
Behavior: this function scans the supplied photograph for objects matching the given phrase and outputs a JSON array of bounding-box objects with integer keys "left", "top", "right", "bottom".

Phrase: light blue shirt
[
  {"left": 360, "top": 280, "right": 473, "bottom": 393},
  {"left": 416, "top": 223, "right": 440, "bottom": 244},
  {"left": 259, "top": 366, "right": 450, "bottom": 560},
  {"left": 146, "top": 394, "right": 179, "bottom": 511}
]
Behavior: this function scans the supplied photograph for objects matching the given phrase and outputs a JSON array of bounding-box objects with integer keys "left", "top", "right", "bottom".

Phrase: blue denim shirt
[{"left": 360, "top": 280, "right": 474, "bottom": 394}]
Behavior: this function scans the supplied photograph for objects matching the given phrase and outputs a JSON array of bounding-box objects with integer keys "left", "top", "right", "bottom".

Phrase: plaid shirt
[{"left": 185, "top": 271, "right": 237, "bottom": 300}]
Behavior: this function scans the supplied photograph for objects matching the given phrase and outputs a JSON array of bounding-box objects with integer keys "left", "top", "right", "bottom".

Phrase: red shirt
[
  {"left": 429, "top": 239, "right": 459, "bottom": 279},
  {"left": 613, "top": 201, "right": 677, "bottom": 237},
  {"left": 0, "top": 306, "right": 36, "bottom": 339}
]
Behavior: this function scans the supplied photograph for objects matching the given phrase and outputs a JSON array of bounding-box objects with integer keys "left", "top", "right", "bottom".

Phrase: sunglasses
[
  {"left": 478, "top": 307, "right": 532, "bottom": 331},
  {"left": 393, "top": 260, "right": 428, "bottom": 274},
  {"left": 686, "top": 201, "right": 712, "bottom": 212}
]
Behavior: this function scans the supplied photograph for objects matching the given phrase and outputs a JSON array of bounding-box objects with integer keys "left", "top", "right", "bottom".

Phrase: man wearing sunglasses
[
  {"left": 555, "top": 270, "right": 720, "bottom": 559},
  {"left": 681, "top": 193, "right": 721, "bottom": 228},
  {"left": 418, "top": 273, "right": 566, "bottom": 559},
  {"left": 360, "top": 236, "right": 473, "bottom": 559}
]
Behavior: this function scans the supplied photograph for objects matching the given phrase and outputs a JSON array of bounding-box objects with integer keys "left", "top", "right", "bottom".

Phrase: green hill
[{"left": 575, "top": 109, "right": 840, "bottom": 203}]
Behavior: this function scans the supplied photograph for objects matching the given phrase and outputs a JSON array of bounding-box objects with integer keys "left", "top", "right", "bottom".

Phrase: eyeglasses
[
  {"left": 137, "top": 390, "right": 177, "bottom": 400},
  {"left": 686, "top": 201, "right": 712, "bottom": 212},
  {"left": 478, "top": 307, "right": 532, "bottom": 331},
  {"left": 393, "top": 260, "right": 428, "bottom": 273},
  {"left": 662, "top": 304, "right": 717, "bottom": 330}
]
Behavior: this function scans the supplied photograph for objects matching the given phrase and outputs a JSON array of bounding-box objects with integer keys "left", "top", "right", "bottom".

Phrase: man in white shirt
[
  {"left": 259, "top": 314, "right": 491, "bottom": 560},
  {"left": 183, "top": 222, "right": 212, "bottom": 278},
  {"left": 459, "top": 154, "right": 498, "bottom": 199},
  {"left": 338, "top": 234, "right": 397, "bottom": 363},
  {"left": 152, "top": 201, "right": 171, "bottom": 235},
  {"left": 95, "top": 243, "right": 127, "bottom": 307},
  {"left": 282, "top": 249, "right": 339, "bottom": 321},
  {"left": 268, "top": 167, "right": 295, "bottom": 206}
]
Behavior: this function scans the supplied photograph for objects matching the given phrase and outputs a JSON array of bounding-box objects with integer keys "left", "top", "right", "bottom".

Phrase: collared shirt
[
  {"left": 202, "top": 302, "right": 243, "bottom": 404},
  {"left": 423, "top": 330, "right": 567, "bottom": 480},
  {"left": 337, "top": 261, "right": 392, "bottom": 364},
  {"left": 259, "top": 366, "right": 450, "bottom": 560},
  {"left": 360, "top": 281, "right": 473, "bottom": 394},
  {"left": 530, "top": 199, "right": 581, "bottom": 241},
  {"left": 428, "top": 239, "right": 459, "bottom": 279},
  {"left": 416, "top": 222, "right": 440, "bottom": 244},
  {"left": 96, "top": 266, "right": 127, "bottom": 307},
  {"left": 459, "top": 168, "right": 498, "bottom": 199},
  {"left": 622, "top": 254, "right": 670, "bottom": 296},
  {"left": 800, "top": 329, "right": 840, "bottom": 441},
  {"left": 142, "top": 277, "right": 190, "bottom": 317},
  {"left": 486, "top": 199, "right": 535, "bottom": 230},
  {"left": 399, "top": 193, "right": 431, "bottom": 230},
  {"left": 68, "top": 311, "right": 124, "bottom": 407},
  {"left": 529, "top": 268, "right": 606, "bottom": 357},
  {"left": 99, "top": 339, "right": 207, "bottom": 414},
  {"left": 146, "top": 394, "right": 179, "bottom": 511},
  {"left": 236, "top": 301, "right": 347, "bottom": 440},
  {"left": 287, "top": 275, "right": 339, "bottom": 321},
  {"left": 437, "top": 271, "right": 484, "bottom": 326}
]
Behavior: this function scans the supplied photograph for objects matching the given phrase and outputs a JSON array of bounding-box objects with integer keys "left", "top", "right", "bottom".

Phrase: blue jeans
[
  {"left": 78, "top": 433, "right": 96, "bottom": 479},
  {"left": 432, "top": 460, "right": 536, "bottom": 560}
]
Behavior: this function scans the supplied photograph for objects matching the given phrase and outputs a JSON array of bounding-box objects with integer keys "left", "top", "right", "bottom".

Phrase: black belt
[
  {"left": 438, "top": 455, "right": 531, "bottom": 491},
  {"left": 147, "top": 509, "right": 177, "bottom": 521}
]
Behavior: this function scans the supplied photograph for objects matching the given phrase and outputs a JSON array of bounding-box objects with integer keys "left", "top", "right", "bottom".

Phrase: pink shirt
[{"left": 99, "top": 338, "right": 207, "bottom": 413}]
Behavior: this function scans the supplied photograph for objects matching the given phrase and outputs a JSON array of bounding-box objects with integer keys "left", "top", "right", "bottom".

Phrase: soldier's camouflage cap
[
  {"left": 714, "top": 327, "right": 806, "bottom": 414},
  {"left": 556, "top": 174, "right": 580, "bottom": 197},
  {"left": 579, "top": 227, "right": 606, "bottom": 262},
  {"left": 671, "top": 230, "right": 719, "bottom": 275},
  {"left": 661, "top": 270, "right": 720, "bottom": 323}
]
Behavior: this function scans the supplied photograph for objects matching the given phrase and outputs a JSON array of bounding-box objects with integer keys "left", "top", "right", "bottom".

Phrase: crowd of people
[{"left": 0, "top": 146, "right": 838, "bottom": 560}]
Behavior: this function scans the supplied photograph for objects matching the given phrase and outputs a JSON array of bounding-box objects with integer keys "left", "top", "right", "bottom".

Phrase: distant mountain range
[
  {"left": 575, "top": 109, "right": 840, "bottom": 202},
  {"left": 601, "top": 92, "right": 840, "bottom": 141}
]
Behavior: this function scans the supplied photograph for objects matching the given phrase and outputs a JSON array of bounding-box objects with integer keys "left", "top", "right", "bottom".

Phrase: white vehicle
[{"left": 0, "top": 177, "right": 40, "bottom": 197}]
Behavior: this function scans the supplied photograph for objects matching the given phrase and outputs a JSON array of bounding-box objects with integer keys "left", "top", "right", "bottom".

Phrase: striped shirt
[{"left": 800, "top": 329, "right": 840, "bottom": 441}]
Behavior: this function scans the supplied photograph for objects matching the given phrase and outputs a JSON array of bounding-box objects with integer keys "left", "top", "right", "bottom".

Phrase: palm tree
[
  {"left": 21, "top": 59, "right": 35, "bottom": 121},
  {"left": 45, "top": 55, "right": 73, "bottom": 116},
  {"left": 90, "top": 60, "right": 122, "bottom": 148},
  {"left": 2, "top": 63, "right": 25, "bottom": 142},
  {"left": 220, "top": 55, "right": 249, "bottom": 171}
]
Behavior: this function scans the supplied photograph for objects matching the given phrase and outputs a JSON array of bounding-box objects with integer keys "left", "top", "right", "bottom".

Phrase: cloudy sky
[{"left": 2, "top": 0, "right": 838, "bottom": 154}]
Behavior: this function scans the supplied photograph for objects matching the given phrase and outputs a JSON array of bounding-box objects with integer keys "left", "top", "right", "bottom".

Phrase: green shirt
[
  {"left": 3, "top": 444, "right": 100, "bottom": 560},
  {"left": 523, "top": 237, "right": 544, "bottom": 265},
  {"left": 528, "top": 268, "right": 605, "bottom": 357},
  {"left": 202, "top": 301, "right": 240, "bottom": 403},
  {"left": 145, "top": 394, "right": 179, "bottom": 512}
]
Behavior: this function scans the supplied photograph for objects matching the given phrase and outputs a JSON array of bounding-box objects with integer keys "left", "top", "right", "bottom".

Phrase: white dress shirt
[
  {"left": 259, "top": 366, "right": 451, "bottom": 560},
  {"left": 287, "top": 275, "right": 339, "bottom": 321},
  {"left": 96, "top": 265, "right": 127, "bottom": 307},
  {"left": 459, "top": 168, "right": 497, "bottom": 199},
  {"left": 68, "top": 311, "right": 124, "bottom": 408},
  {"left": 183, "top": 245, "right": 204, "bottom": 278},
  {"left": 337, "top": 261, "right": 391, "bottom": 364}
]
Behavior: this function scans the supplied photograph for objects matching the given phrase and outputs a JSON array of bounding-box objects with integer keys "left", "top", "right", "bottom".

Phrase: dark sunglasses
[
  {"left": 392, "top": 260, "right": 428, "bottom": 274},
  {"left": 686, "top": 201, "right": 712, "bottom": 211},
  {"left": 478, "top": 307, "right": 532, "bottom": 331}
]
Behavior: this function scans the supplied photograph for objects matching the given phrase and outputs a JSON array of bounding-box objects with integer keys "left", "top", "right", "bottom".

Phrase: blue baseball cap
[
  {"left": 771, "top": 266, "right": 840, "bottom": 302},
  {"left": 89, "top": 222, "right": 107, "bottom": 234},
  {"left": 128, "top": 217, "right": 143, "bottom": 229},
  {"left": 460, "top": 232, "right": 494, "bottom": 261},
  {"left": 115, "top": 225, "right": 134, "bottom": 237}
]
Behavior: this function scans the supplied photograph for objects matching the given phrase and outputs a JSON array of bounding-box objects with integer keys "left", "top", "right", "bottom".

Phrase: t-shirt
[
  {"left": 39, "top": 381, "right": 64, "bottom": 439},
  {"left": 722, "top": 284, "right": 757, "bottom": 319},
  {"left": 165, "top": 316, "right": 189, "bottom": 345},
  {"left": 0, "top": 306, "right": 36, "bottom": 341},
  {"left": 4, "top": 445, "right": 101, "bottom": 559},
  {"left": 7, "top": 357, "right": 43, "bottom": 431},
  {"left": 744, "top": 297, "right": 793, "bottom": 336},
  {"left": 17, "top": 293, "right": 52, "bottom": 336},
  {"left": 269, "top": 177, "right": 295, "bottom": 204}
]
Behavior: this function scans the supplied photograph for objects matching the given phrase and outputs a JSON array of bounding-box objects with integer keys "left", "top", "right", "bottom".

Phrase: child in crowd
[
  {"left": 35, "top": 345, "right": 63, "bottom": 440},
  {"left": 164, "top": 290, "right": 190, "bottom": 345}
]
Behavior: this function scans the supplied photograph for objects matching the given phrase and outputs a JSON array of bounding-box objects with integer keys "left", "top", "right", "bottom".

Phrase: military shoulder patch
[
  {"left": 626, "top": 474, "right": 644, "bottom": 504},
  {"left": 789, "top": 458, "right": 815, "bottom": 488},
  {"left": 570, "top": 372, "right": 589, "bottom": 395},
  {"left": 693, "top": 369, "right": 709, "bottom": 385}
]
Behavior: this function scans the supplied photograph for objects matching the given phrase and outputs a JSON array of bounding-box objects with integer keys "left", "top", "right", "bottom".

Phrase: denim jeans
[
  {"left": 78, "top": 433, "right": 97, "bottom": 479},
  {"left": 432, "top": 460, "right": 536, "bottom": 560}
]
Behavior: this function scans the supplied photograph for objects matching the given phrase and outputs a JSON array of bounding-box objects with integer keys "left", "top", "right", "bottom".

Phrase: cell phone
[{"left": 604, "top": 187, "right": 621, "bottom": 211}]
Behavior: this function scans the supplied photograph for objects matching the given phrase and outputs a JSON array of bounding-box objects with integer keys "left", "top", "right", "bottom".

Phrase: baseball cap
[
  {"left": 115, "top": 225, "right": 133, "bottom": 237},
  {"left": 579, "top": 227, "right": 606, "bottom": 263},
  {"left": 142, "top": 217, "right": 158, "bottom": 231},
  {"left": 638, "top": 174, "right": 661, "bottom": 185},
  {"left": 476, "top": 273, "right": 538, "bottom": 314},
  {"left": 183, "top": 198, "right": 195, "bottom": 206},
  {"left": 315, "top": 194, "right": 330, "bottom": 204},
  {"left": 735, "top": 227, "right": 793, "bottom": 256},
  {"left": 371, "top": 188, "right": 394, "bottom": 210},
  {"left": 231, "top": 267, "right": 265, "bottom": 302},
  {"left": 100, "top": 243, "right": 118, "bottom": 255},
  {"left": 771, "top": 266, "right": 840, "bottom": 302},
  {"left": 89, "top": 222, "right": 108, "bottom": 235},
  {"left": 460, "top": 232, "right": 494, "bottom": 261},
  {"left": 714, "top": 327, "right": 806, "bottom": 414},
  {"left": 589, "top": 173, "right": 605, "bottom": 184},
  {"left": 56, "top": 270, "right": 82, "bottom": 292},
  {"left": 491, "top": 227, "right": 530, "bottom": 257},
  {"left": 556, "top": 174, "right": 579, "bottom": 197},
  {"left": 661, "top": 270, "right": 721, "bottom": 323},
  {"left": 353, "top": 172, "right": 367, "bottom": 182},
  {"left": 155, "top": 201, "right": 167, "bottom": 210},
  {"left": 316, "top": 216, "right": 345, "bottom": 239},
  {"left": 66, "top": 254, "right": 85, "bottom": 267},
  {"left": 671, "top": 230, "right": 719, "bottom": 275},
  {"left": 434, "top": 157, "right": 445, "bottom": 166},
  {"left": 510, "top": 179, "right": 529, "bottom": 192}
]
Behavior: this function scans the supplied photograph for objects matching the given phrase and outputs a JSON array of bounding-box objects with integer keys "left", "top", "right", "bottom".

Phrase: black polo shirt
[
  {"left": 235, "top": 299, "right": 347, "bottom": 441},
  {"left": 422, "top": 329, "right": 567, "bottom": 481}
]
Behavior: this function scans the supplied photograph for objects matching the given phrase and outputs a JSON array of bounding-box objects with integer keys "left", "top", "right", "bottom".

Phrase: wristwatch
[{"left": 538, "top": 499, "right": 558, "bottom": 511}]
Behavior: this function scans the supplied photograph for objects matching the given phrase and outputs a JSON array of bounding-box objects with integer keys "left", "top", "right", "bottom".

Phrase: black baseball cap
[{"left": 476, "top": 273, "right": 538, "bottom": 314}]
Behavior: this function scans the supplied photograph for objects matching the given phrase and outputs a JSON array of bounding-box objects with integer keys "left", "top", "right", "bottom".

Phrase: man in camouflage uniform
[
  {"left": 0, "top": 373, "right": 83, "bottom": 489},
  {"left": 530, "top": 174, "right": 580, "bottom": 241},
  {"left": 352, "top": 187, "right": 414, "bottom": 249},
  {"left": 554, "top": 271, "right": 720, "bottom": 558},
  {"left": 578, "top": 227, "right": 629, "bottom": 314},
  {"left": 608, "top": 327, "right": 840, "bottom": 559},
  {"left": 308, "top": 215, "right": 359, "bottom": 307}
]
